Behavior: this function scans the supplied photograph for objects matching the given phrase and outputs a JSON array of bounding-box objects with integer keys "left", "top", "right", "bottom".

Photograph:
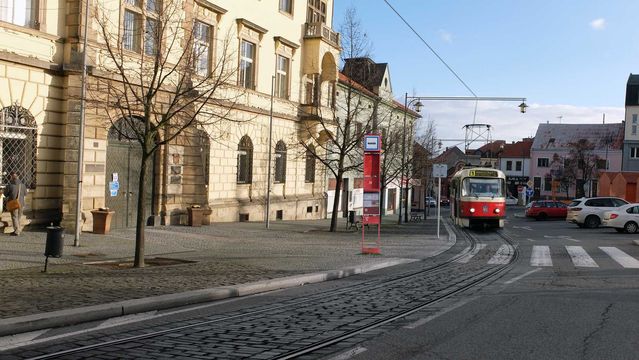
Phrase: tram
[{"left": 450, "top": 167, "right": 507, "bottom": 229}]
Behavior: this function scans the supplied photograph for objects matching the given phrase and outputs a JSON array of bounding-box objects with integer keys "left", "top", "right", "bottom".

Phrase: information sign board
[{"left": 432, "top": 164, "right": 448, "bottom": 178}]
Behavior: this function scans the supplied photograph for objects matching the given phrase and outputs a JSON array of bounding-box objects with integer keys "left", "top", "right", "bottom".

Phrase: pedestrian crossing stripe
[{"left": 461, "top": 245, "right": 639, "bottom": 269}]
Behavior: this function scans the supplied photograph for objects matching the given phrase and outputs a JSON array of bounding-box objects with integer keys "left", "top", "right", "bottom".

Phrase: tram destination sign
[{"left": 469, "top": 169, "right": 498, "bottom": 177}]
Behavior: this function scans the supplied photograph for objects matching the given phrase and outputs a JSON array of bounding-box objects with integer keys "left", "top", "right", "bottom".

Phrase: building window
[
  {"left": 633, "top": 114, "right": 638, "bottom": 124},
  {"left": 122, "top": 0, "right": 159, "bottom": 53},
  {"left": 0, "top": 0, "right": 38, "bottom": 28},
  {"left": 193, "top": 21, "right": 212, "bottom": 76},
  {"left": 516, "top": 161, "right": 522, "bottom": 171},
  {"left": 596, "top": 159, "right": 608, "bottom": 170},
  {"left": 275, "top": 55, "right": 289, "bottom": 99},
  {"left": 537, "top": 158, "right": 549, "bottom": 167},
  {"left": 279, "top": 0, "right": 292, "bottom": 14},
  {"left": 544, "top": 177, "right": 552, "bottom": 191},
  {"left": 237, "top": 135, "right": 253, "bottom": 184},
  {"left": 307, "top": 0, "right": 326, "bottom": 23},
  {"left": 632, "top": 147, "right": 639, "bottom": 159},
  {"left": 274, "top": 140, "right": 287, "bottom": 183},
  {"left": 506, "top": 161, "right": 512, "bottom": 171},
  {"left": 0, "top": 105, "right": 37, "bottom": 189},
  {"left": 305, "top": 146, "right": 316, "bottom": 183},
  {"left": 239, "top": 40, "right": 256, "bottom": 89},
  {"left": 123, "top": 10, "right": 142, "bottom": 52}
]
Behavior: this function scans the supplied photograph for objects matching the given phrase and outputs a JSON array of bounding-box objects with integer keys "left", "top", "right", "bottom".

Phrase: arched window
[
  {"left": 237, "top": 135, "right": 253, "bottom": 184},
  {"left": 108, "top": 116, "right": 145, "bottom": 142},
  {"left": 305, "top": 145, "right": 316, "bottom": 183},
  {"left": 0, "top": 105, "right": 37, "bottom": 189},
  {"left": 274, "top": 140, "right": 287, "bottom": 183}
]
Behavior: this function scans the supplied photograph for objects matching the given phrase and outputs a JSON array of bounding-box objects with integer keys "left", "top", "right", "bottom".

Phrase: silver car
[{"left": 566, "top": 197, "right": 629, "bottom": 228}]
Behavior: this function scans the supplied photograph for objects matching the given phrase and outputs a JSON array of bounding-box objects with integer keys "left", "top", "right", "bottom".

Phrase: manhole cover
[{"left": 84, "top": 257, "right": 197, "bottom": 270}]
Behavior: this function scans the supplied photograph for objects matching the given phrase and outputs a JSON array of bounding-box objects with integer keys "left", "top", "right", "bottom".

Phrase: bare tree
[
  {"left": 299, "top": 7, "right": 375, "bottom": 232},
  {"left": 564, "top": 139, "right": 601, "bottom": 198},
  {"left": 90, "top": 0, "right": 239, "bottom": 267},
  {"left": 411, "top": 119, "right": 438, "bottom": 215}
]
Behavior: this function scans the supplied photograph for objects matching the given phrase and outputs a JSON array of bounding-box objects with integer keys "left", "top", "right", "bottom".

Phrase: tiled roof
[
  {"left": 501, "top": 138, "right": 534, "bottom": 158},
  {"left": 531, "top": 123, "right": 624, "bottom": 151},
  {"left": 338, "top": 72, "right": 377, "bottom": 98}
]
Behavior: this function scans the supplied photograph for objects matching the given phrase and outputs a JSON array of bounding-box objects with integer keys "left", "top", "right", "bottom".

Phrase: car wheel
[
  {"left": 624, "top": 222, "right": 638, "bottom": 234},
  {"left": 536, "top": 213, "right": 547, "bottom": 221},
  {"left": 615, "top": 228, "right": 626, "bottom": 233},
  {"left": 585, "top": 215, "right": 600, "bottom": 229}
]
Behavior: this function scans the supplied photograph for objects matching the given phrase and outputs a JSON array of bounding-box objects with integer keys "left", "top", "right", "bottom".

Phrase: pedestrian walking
[{"left": 4, "top": 172, "right": 26, "bottom": 236}]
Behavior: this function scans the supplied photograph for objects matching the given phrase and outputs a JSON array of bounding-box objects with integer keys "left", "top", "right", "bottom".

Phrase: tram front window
[{"left": 462, "top": 178, "right": 505, "bottom": 197}]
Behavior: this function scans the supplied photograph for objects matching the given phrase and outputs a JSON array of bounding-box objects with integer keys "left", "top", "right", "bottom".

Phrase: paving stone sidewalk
[{"left": 0, "top": 216, "right": 453, "bottom": 319}]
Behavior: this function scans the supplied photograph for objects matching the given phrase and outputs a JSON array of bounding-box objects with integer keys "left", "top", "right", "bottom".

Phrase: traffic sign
[
  {"left": 526, "top": 188, "right": 534, "bottom": 197},
  {"left": 526, "top": 179, "right": 534, "bottom": 187},
  {"left": 432, "top": 164, "right": 448, "bottom": 178}
]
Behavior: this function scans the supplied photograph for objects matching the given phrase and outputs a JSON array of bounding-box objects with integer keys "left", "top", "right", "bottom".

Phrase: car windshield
[{"left": 461, "top": 178, "right": 505, "bottom": 197}]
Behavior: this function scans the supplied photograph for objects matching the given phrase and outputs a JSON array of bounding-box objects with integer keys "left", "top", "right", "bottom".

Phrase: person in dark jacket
[{"left": 4, "top": 172, "right": 26, "bottom": 236}]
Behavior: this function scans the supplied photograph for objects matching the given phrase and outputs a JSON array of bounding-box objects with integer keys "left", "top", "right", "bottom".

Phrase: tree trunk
[
  {"left": 134, "top": 152, "right": 149, "bottom": 268},
  {"left": 380, "top": 182, "right": 386, "bottom": 216},
  {"left": 330, "top": 174, "right": 343, "bottom": 232}
]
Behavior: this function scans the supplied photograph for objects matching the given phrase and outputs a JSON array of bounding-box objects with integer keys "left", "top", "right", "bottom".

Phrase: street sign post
[
  {"left": 362, "top": 134, "right": 382, "bottom": 255},
  {"left": 432, "top": 164, "right": 448, "bottom": 239}
]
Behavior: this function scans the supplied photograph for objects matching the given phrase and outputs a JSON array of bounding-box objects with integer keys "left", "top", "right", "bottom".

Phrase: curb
[{"left": 0, "top": 258, "right": 418, "bottom": 337}]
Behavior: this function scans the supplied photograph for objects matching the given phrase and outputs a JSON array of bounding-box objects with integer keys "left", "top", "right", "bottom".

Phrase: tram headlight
[
  {"left": 494, "top": 208, "right": 501, "bottom": 214},
  {"left": 469, "top": 208, "right": 475, "bottom": 213}
]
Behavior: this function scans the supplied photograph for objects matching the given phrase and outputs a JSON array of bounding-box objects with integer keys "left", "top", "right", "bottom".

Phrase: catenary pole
[
  {"left": 266, "top": 76, "right": 274, "bottom": 229},
  {"left": 74, "top": 0, "right": 91, "bottom": 246}
]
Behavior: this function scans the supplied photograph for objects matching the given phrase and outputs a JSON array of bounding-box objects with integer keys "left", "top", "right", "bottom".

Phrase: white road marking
[
  {"left": 600, "top": 247, "right": 639, "bottom": 268},
  {"left": 505, "top": 268, "right": 543, "bottom": 284},
  {"left": 487, "top": 245, "right": 513, "bottom": 265},
  {"left": 0, "top": 330, "right": 47, "bottom": 349},
  {"left": 327, "top": 346, "right": 368, "bottom": 360},
  {"left": 456, "top": 244, "right": 486, "bottom": 263},
  {"left": 530, "top": 246, "right": 553, "bottom": 267},
  {"left": 526, "top": 238, "right": 536, "bottom": 242},
  {"left": 543, "top": 235, "right": 580, "bottom": 243},
  {"left": 404, "top": 297, "right": 478, "bottom": 329},
  {"left": 512, "top": 226, "right": 533, "bottom": 231},
  {"left": 566, "top": 246, "right": 599, "bottom": 267}
]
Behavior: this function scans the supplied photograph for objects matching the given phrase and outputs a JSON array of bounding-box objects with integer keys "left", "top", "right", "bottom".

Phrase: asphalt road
[{"left": 342, "top": 207, "right": 639, "bottom": 360}]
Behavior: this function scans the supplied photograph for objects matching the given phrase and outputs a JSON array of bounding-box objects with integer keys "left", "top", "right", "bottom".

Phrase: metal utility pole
[
  {"left": 74, "top": 0, "right": 91, "bottom": 246},
  {"left": 266, "top": 76, "right": 275, "bottom": 229},
  {"left": 398, "top": 93, "right": 408, "bottom": 224}
]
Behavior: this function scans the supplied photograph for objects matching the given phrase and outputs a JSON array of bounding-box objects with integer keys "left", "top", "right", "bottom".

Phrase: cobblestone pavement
[{"left": 0, "top": 216, "right": 452, "bottom": 319}]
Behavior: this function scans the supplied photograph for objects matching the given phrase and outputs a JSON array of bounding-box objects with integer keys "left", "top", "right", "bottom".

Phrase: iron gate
[{"left": 0, "top": 105, "right": 37, "bottom": 188}]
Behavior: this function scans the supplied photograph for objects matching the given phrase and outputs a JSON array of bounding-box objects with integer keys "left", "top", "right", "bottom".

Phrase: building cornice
[
  {"left": 236, "top": 18, "right": 268, "bottom": 35},
  {"left": 274, "top": 36, "right": 299, "bottom": 49},
  {"left": 194, "top": 0, "right": 227, "bottom": 14},
  {"left": 0, "top": 51, "right": 62, "bottom": 72}
]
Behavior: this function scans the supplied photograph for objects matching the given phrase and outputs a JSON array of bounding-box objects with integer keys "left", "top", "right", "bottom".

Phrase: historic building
[{"left": 0, "top": 0, "right": 341, "bottom": 230}]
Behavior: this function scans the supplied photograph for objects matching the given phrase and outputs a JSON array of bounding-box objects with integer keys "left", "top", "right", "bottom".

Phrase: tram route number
[{"left": 468, "top": 170, "right": 497, "bottom": 177}]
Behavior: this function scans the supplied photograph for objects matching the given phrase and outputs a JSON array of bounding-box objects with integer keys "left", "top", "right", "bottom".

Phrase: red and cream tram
[{"left": 450, "top": 168, "right": 507, "bottom": 229}]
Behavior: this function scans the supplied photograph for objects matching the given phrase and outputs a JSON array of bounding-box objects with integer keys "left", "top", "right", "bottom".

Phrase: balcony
[{"left": 304, "top": 22, "right": 340, "bottom": 48}]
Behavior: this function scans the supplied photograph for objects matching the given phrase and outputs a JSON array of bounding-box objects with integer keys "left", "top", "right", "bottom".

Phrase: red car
[{"left": 525, "top": 200, "right": 568, "bottom": 220}]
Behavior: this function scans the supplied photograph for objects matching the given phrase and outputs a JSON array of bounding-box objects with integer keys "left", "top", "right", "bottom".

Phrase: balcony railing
[{"left": 304, "top": 22, "right": 340, "bottom": 48}]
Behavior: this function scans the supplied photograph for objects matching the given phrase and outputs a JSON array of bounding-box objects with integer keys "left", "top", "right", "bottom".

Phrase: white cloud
[
  {"left": 590, "top": 18, "right": 606, "bottom": 30},
  {"left": 415, "top": 101, "right": 624, "bottom": 150},
  {"left": 438, "top": 29, "right": 453, "bottom": 43}
]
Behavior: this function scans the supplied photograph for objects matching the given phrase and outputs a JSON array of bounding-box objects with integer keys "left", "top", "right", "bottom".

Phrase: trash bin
[
  {"left": 91, "top": 209, "right": 115, "bottom": 234},
  {"left": 45, "top": 226, "right": 65, "bottom": 258},
  {"left": 187, "top": 206, "right": 205, "bottom": 227}
]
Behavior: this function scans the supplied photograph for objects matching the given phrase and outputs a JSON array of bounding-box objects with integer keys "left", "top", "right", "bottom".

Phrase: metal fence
[{"left": 0, "top": 106, "right": 37, "bottom": 188}]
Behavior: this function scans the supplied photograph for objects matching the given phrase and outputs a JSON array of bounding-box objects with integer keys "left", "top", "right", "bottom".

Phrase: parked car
[
  {"left": 440, "top": 197, "right": 450, "bottom": 206},
  {"left": 505, "top": 195, "right": 519, "bottom": 205},
  {"left": 525, "top": 200, "right": 568, "bottom": 220},
  {"left": 566, "top": 197, "right": 629, "bottom": 228},
  {"left": 425, "top": 197, "right": 436, "bottom": 207},
  {"left": 602, "top": 203, "right": 639, "bottom": 233}
]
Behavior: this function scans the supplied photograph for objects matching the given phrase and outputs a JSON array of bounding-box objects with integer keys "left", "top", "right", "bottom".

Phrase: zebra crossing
[{"left": 458, "top": 245, "right": 639, "bottom": 269}]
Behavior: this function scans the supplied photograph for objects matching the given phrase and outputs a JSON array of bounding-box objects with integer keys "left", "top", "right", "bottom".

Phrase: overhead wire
[{"left": 382, "top": 0, "right": 478, "bottom": 99}]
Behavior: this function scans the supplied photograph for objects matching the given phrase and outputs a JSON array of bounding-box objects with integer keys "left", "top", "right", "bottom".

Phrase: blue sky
[{"left": 333, "top": 1, "right": 638, "bottom": 143}]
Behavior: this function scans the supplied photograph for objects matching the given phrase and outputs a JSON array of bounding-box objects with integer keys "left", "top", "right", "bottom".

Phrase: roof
[
  {"left": 392, "top": 100, "right": 420, "bottom": 118},
  {"left": 627, "top": 74, "right": 639, "bottom": 106},
  {"left": 501, "top": 138, "right": 534, "bottom": 158},
  {"left": 338, "top": 72, "right": 377, "bottom": 98},
  {"left": 342, "top": 58, "right": 387, "bottom": 91},
  {"left": 531, "top": 123, "right": 624, "bottom": 151}
]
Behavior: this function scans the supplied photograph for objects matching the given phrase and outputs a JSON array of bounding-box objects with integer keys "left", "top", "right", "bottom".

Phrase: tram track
[{"left": 14, "top": 221, "right": 519, "bottom": 360}]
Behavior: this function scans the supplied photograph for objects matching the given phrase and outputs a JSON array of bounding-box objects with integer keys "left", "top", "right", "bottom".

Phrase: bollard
[{"left": 43, "top": 225, "right": 65, "bottom": 272}]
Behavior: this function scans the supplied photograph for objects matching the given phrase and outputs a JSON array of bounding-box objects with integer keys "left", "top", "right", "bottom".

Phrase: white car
[
  {"left": 424, "top": 197, "right": 436, "bottom": 207},
  {"left": 566, "top": 197, "right": 629, "bottom": 228},
  {"left": 602, "top": 203, "right": 639, "bottom": 233}
]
